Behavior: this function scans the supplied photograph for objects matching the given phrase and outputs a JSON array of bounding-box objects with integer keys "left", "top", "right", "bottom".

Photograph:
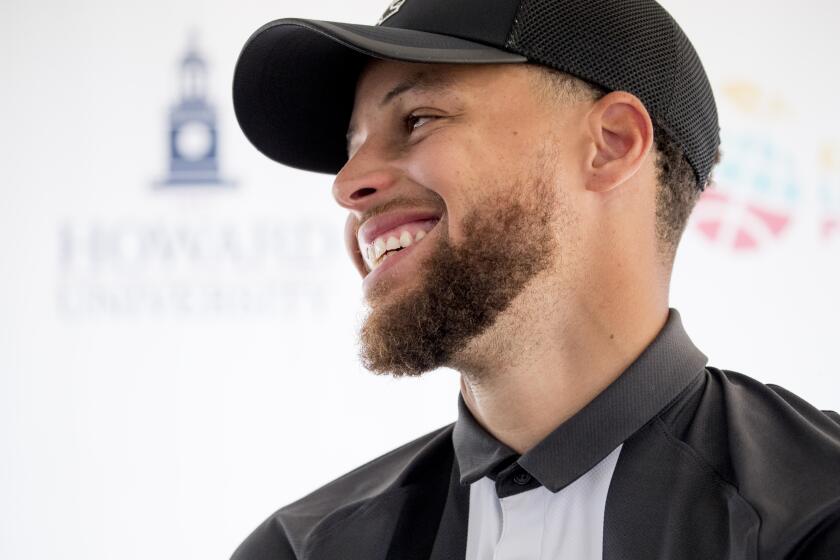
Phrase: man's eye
[{"left": 405, "top": 114, "right": 438, "bottom": 133}]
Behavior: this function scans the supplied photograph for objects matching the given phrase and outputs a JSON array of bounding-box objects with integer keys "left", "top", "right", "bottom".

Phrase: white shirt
[{"left": 465, "top": 444, "right": 623, "bottom": 559}]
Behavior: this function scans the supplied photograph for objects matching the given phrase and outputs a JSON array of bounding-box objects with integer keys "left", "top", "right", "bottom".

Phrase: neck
[{"left": 455, "top": 284, "right": 669, "bottom": 455}]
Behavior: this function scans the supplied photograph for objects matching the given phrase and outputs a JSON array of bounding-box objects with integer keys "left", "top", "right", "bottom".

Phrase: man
[{"left": 230, "top": 0, "right": 840, "bottom": 558}]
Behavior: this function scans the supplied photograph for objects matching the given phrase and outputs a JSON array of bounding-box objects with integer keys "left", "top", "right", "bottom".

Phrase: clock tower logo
[{"left": 158, "top": 36, "right": 233, "bottom": 187}]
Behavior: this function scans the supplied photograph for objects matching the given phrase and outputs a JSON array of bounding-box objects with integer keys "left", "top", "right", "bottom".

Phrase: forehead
[
  {"left": 353, "top": 59, "right": 537, "bottom": 105},
  {"left": 345, "top": 60, "right": 557, "bottom": 154},
  {"left": 347, "top": 61, "right": 526, "bottom": 149},
  {"left": 355, "top": 60, "right": 466, "bottom": 103}
]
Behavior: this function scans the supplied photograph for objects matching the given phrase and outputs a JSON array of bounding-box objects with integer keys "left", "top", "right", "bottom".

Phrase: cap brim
[{"left": 232, "top": 18, "right": 527, "bottom": 174}]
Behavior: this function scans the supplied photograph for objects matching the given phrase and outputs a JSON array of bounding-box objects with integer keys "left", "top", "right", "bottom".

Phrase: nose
[{"left": 331, "top": 143, "right": 399, "bottom": 213}]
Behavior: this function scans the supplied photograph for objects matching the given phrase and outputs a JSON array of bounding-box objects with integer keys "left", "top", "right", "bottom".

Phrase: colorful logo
[
  {"left": 692, "top": 132, "right": 798, "bottom": 251},
  {"left": 690, "top": 81, "right": 799, "bottom": 251}
]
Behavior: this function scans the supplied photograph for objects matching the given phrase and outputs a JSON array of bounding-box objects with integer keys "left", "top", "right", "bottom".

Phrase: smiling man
[{"left": 230, "top": 1, "right": 840, "bottom": 559}]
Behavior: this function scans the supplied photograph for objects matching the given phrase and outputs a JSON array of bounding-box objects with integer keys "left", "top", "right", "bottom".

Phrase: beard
[{"left": 357, "top": 171, "right": 562, "bottom": 378}]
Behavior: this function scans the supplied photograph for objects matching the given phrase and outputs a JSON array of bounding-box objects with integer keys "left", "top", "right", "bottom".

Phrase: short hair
[{"left": 527, "top": 65, "right": 722, "bottom": 266}]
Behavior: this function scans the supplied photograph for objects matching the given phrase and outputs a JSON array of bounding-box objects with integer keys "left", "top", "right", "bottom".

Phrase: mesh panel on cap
[
  {"left": 505, "top": 0, "right": 720, "bottom": 188},
  {"left": 668, "top": 29, "right": 720, "bottom": 186}
]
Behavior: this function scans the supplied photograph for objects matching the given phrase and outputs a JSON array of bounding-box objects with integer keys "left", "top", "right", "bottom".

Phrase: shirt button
[{"left": 512, "top": 471, "right": 532, "bottom": 485}]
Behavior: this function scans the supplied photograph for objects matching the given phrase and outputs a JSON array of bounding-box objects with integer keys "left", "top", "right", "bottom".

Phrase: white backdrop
[{"left": 1, "top": 1, "right": 838, "bottom": 558}]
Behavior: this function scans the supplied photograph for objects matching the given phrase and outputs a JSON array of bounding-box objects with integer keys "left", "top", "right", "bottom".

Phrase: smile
[{"left": 361, "top": 218, "right": 439, "bottom": 272}]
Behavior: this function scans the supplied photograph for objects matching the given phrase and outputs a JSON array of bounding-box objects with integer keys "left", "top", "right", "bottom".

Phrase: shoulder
[
  {"left": 665, "top": 367, "right": 840, "bottom": 470},
  {"left": 662, "top": 367, "right": 840, "bottom": 551},
  {"left": 230, "top": 422, "right": 454, "bottom": 560},
  {"left": 704, "top": 367, "right": 840, "bottom": 452}
]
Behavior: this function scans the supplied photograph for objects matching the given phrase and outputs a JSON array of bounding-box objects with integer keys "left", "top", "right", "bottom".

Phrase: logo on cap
[{"left": 377, "top": 0, "right": 406, "bottom": 25}]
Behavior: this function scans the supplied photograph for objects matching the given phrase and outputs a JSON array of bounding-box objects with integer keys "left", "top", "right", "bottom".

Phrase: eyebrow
[{"left": 345, "top": 71, "right": 457, "bottom": 153}]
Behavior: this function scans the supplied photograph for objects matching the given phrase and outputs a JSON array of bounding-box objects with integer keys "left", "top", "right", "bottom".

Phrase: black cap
[{"left": 233, "top": 0, "right": 720, "bottom": 189}]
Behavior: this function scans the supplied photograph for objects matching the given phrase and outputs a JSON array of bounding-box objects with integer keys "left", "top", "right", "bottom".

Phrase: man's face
[{"left": 334, "top": 60, "right": 584, "bottom": 377}]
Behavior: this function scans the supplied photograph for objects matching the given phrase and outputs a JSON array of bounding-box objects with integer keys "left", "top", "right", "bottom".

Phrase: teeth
[
  {"left": 364, "top": 223, "right": 437, "bottom": 272},
  {"left": 374, "top": 238, "right": 386, "bottom": 260},
  {"left": 400, "top": 231, "right": 413, "bottom": 248}
]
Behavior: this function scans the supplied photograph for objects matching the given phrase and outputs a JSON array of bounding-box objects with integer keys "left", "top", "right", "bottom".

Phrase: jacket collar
[{"left": 453, "top": 308, "right": 708, "bottom": 492}]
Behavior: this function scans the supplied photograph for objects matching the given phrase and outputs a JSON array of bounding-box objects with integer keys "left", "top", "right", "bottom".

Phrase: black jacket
[{"left": 231, "top": 310, "right": 840, "bottom": 559}]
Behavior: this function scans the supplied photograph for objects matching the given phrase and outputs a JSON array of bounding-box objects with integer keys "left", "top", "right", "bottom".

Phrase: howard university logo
[{"left": 377, "top": 0, "right": 407, "bottom": 25}]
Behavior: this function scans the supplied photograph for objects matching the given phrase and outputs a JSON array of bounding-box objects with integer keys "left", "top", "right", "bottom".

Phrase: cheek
[
  {"left": 406, "top": 135, "right": 475, "bottom": 202},
  {"left": 408, "top": 126, "right": 520, "bottom": 193},
  {"left": 404, "top": 124, "right": 540, "bottom": 243},
  {"left": 407, "top": 138, "right": 490, "bottom": 234}
]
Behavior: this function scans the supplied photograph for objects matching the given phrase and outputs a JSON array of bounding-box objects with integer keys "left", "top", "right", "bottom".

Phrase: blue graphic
[
  {"left": 715, "top": 132, "right": 799, "bottom": 205},
  {"left": 693, "top": 130, "right": 799, "bottom": 250},
  {"left": 159, "top": 36, "right": 232, "bottom": 187}
]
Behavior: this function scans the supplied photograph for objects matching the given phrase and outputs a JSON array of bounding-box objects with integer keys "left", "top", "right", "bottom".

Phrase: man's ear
[{"left": 583, "top": 91, "right": 654, "bottom": 193}]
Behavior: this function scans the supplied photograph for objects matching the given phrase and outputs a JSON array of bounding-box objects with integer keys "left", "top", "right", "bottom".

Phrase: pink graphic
[
  {"left": 746, "top": 204, "right": 790, "bottom": 236},
  {"left": 823, "top": 217, "right": 839, "bottom": 240},
  {"left": 696, "top": 219, "right": 722, "bottom": 242},
  {"left": 816, "top": 144, "right": 840, "bottom": 242},
  {"left": 691, "top": 185, "right": 793, "bottom": 251}
]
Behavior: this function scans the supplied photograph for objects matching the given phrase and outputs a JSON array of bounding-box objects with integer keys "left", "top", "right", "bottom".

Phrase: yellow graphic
[
  {"left": 818, "top": 142, "right": 839, "bottom": 171},
  {"left": 721, "top": 81, "right": 793, "bottom": 119}
]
